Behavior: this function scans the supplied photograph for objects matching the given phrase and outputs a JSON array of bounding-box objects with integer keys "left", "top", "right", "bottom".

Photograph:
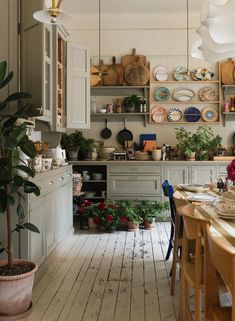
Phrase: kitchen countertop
[{"left": 69, "top": 160, "right": 231, "bottom": 165}]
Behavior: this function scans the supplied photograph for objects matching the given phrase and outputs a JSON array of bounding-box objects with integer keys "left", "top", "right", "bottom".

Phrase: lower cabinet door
[
  {"left": 45, "top": 190, "right": 57, "bottom": 255},
  {"left": 109, "top": 175, "right": 161, "bottom": 196},
  {"left": 164, "top": 165, "right": 189, "bottom": 186},
  {"left": 29, "top": 197, "right": 46, "bottom": 266},
  {"left": 191, "top": 165, "right": 216, "bottom": 184}
]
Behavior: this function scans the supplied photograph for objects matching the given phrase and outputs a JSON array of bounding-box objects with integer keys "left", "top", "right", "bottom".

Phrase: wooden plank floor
[{"left": 21, "top": 223, "right": 179, "bottom": 321}]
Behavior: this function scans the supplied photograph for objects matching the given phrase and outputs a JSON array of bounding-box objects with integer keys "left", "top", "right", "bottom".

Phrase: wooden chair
[
  {"left": 177, "top": 204, "right": 211, "bottom": 321},
  {"left": 205, "top": 225, "right": 235, "bottom": 321},
  {"left": 170, "top": 190, "right": 187, "bottom": 296},
  {"left": 162, "top": 180, "right": 175, "bottom": 260}
]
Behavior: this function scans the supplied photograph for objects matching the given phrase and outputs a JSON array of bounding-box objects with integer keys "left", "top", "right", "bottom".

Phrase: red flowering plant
[
  {"left": 227, "top": 160, "right": 235, "bottom": 184},
  {"left": 98, "top": 201, "right": 122, "bottom": 231}
]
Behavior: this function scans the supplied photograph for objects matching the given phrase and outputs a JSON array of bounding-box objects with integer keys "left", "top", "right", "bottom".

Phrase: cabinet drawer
[
  {"left": 109, "top": 175, "right": 161, "bottom": 195},
  {"left": 109, "top": 165, "right": 161, "bottom": 174},
  {"left": 218, "top": 165, "right": 227, "bottom": 175}
]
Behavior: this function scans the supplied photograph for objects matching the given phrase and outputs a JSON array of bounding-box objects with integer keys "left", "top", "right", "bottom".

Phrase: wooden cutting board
[
  {"left": 221, "top": 59, "right": 235, "bottom": 85},
  {"left": 90, "top": 66, "right": 101, "bottom": 86},
  {"left": 213, "top": 156, "right": 235, "bottom": 161},
  {"left": 112, "top": 56, "right": 125, "bottom": 85},
  {"left": 121, "top": 48, "right": 146, "bottom": 69},
  {"left": 125, "top": 57, "right": 150, "bottom": 86},
  {"left": 95, "top": 60, "right": 109, "bottom": 86},
  {"left": 102, "top": 62, "right": 119, "bottom": 86}
]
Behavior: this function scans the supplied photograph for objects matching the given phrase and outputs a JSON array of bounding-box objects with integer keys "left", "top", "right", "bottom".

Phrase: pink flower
[
  {"left": 106, "top": 215, "right": 113, "bottom": 222},
  {"left": 121, "top": 216, "right": 127, "bottom": 224},
  {"left": 99, "top": 202, "right": 105, "bottom": 210},
  {"left": 227, "top": 160, "right": 235, "bottom": 182}
]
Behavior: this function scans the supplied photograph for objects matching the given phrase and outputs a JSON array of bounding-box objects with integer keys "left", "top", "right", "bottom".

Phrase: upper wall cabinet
[
  {"left": 67, "top": 42, "right": 90, "bottom": 129},
  {"left": 21, "top": 0, "right": 90, "bottom": 131}
]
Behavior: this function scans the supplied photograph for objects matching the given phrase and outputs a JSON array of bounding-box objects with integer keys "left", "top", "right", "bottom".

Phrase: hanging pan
[
  {"left": 100, "top": 119, "right": 112, "bottom": 139},
  {"left": 117, "top": 118, "right": 133, "bottom": 145}
]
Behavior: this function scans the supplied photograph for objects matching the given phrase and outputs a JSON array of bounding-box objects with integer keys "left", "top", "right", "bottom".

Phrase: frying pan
[
  {"left": 100, "top": 119, "right": 112, "bottom": 139},
  {"left": 117, "top": 118, "right": 133, "bottom": 145}
]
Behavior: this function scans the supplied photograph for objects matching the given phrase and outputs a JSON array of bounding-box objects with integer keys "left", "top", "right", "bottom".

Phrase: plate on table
[
  {"left": 201, "top": 107, "right": 218, "bottom": 122},
  {"left": 154, "top": 87, "right": 170, "bottom": 101},
  {"left": 191, "top": 68, "right": 215, "bottom": 81},
  {"left": 215, "top": 207, "right": 235, "bottom": 220},
  {"left": 186, "top": 193, "right": 219, "bottom": 202},
  {"left": 199, "top": 87, "right": 217, "bottom": 102},
  {"left": 173, "top": 66, "right": 191, "bottom": 81},
  {"left": 184, "top": 107, "right": 201, "bottom": 122},
  {"left": 152, "top": 65, "right": 168, "bottom": 81},
  {"left": 179, "top": 184, "right": 209, "bottom": 193},
  {"left": 172, "top": 88, "right": 195, "bottom": 102},
  {"left": 167, "top": 108, "right": 183, "bottom": 122}
]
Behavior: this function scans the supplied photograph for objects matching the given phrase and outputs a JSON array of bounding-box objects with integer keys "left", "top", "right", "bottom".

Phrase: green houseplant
[
  {"left": 175, "top": 126, "right": 222, "bottom": 161},
  {"left": 61, "top": 130, "right": 83, "bottom": 160},
  {"left": 122, "top": 94, "right": 142, "bottom": 113},
  {"left": 136, "top": 201, "right": 169, "bottom": 229},
  {"left": 0, "top": 61, "right": 41, "bottom": 317},
  {"left": 79, "top": 136, "right": 96, "bottom": 160},
  {"left": 116, "top": 200, "right": 140, "bottom": 231}
]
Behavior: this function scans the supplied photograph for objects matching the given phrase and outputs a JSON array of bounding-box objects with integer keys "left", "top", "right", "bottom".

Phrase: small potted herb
[
  {"left": 79, "top": 137, "right": 97, "bottom": 161},
  {"left": 122, "top": 94, "right": 142, "bottom": 113},
  {"left": 116, "top": 200, "right": 140, "bottom": 231},
  {"left": 137, "top": 201, "right": 169, "bottom": 229}
]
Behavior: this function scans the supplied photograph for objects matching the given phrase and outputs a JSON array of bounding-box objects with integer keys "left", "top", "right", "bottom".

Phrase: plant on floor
[
  {"left": 0, "top": 61, "right": 41, "bottom": 316},
  {"left": 175, "top": 126, "right": 222, "bottom": 160},
  {"left": 137, "top": 200, "right": 169, "bottom": 225},
  {"left": 116, "top": 200, "right": 141, "bottom": 227}
]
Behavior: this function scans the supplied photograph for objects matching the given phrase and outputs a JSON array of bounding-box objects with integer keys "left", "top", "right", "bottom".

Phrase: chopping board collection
[{"left": 91, "top": 48, "right": 150, "bottom": 87}]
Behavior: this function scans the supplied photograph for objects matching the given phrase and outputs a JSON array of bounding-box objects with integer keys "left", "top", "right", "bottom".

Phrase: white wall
[{"left": 65, "top": 11, "right": 235, "bottom": 149}]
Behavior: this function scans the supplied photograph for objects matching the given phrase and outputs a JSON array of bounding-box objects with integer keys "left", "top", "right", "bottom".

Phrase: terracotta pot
[
  {"left": 127, "top": 221, "right": 139, "bottom": 231},
  {"left": 0, "top": 259, "right": 37, "bottom": 317},
  {"left": 144, "top": 220, "right": 156, "bottom": 230},
  {"left": 88, "top": 217, "right": 99, "bottom": 229}
]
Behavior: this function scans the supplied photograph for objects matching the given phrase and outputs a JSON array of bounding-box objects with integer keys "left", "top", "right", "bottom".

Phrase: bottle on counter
[
  {"left": 143, "top": 99, "right": 147, "bottom": 113},
  {"left": 224, "top": 102, "right": 229, "bottom": 112}
]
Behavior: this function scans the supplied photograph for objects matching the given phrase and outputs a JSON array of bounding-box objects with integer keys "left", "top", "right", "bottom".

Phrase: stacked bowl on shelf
[{"left": 98, "top": 147, "right": 116, "bottom": 160}]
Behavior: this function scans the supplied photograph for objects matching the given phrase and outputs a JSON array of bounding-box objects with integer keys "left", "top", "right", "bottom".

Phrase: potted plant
[
  {"left": 61, "top": 130, "right": 83, "bottom": 160},
  {"left": 0, "top": 61, "right": 41, "bottom": 317},
  {"left": 122, "top": 94, "right": 142, "bottom": 113},
  {"left": 116, "top": 200, "right": 140, "bottom": 231},
  {"left": 137, "top": 201, "right": 169, "bottom": 229},
  {"left": 79, "top": 136, "right": 97, "bottom": 161},
  {"left": 80, "top": 200, "right": 100, "bottom": 229},
  {"left": 175, "top": 126, "right": 222, "bottom": 161}
]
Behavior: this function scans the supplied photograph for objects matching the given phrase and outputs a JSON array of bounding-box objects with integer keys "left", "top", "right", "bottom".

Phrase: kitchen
[{"left": 0, "top": 0, "right": 235, "bottom": 320}]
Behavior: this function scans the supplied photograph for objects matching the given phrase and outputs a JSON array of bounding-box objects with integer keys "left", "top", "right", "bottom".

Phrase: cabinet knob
[
  {"left": 37, "top": 107, "right": 43, "bottom": 115},
  {"left": 49, "top": 180, "right": 55, "bottom": 185},
  {"left": 67, "top": 173, "right": 72, "bottom": 177},
  {"left": 60, "top": 177, "right": 65, "bottom": 181}
]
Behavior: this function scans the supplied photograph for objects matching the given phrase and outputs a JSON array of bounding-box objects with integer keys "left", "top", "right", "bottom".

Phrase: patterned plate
[
  {"left": 151, "top": 106, "right": 167, "bottom": 123},
  {"left": 173, "top": 88, "right": 195, "bottom": 102},
  {"left": 199, "top": 87, "right": 217, "bottom": 101},
  {"left": 167, "top": 108, "right": 183, "bottom": 122},
  {"left": 154, "top": 87, "right": 170, "bottom": 101},
  {"left": 184, "top": 107, "right": 201, "bottom": 122},
  {"left": 173, "top": 66, "right": 191, "bottom": 81},
  {"left": 201, "top": 107, "right": 218, "bottom": 122},
  {"left": 191, "top": 68, "right": 215, "bottom": 81}
]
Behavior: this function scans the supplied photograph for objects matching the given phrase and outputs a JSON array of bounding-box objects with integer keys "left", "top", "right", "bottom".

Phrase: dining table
[{"left": 174, "top": 185, "right": 235, "bottom": 320}]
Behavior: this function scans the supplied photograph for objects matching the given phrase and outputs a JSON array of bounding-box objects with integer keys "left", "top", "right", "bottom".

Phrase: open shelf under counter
[{"left": 83, "top": 180, "right": 107, "bottom": 183}]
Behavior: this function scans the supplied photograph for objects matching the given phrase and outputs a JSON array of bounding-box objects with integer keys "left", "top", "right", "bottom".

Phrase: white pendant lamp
[
  {"left": 191, "top": 38, "right": 204, "bottom": 59},
  {"left": 33, "top": 0, "right": 71, "bottom": 25}
]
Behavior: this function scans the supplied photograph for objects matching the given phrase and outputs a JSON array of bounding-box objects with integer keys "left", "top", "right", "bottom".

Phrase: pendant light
[
  {"left": 33, "top": 0, "right": 71, "bottom": 25},
  {"left": 185, "top": 0, "right": 191, "bottom": 76},
  {"left": 91, "top": 0, "right": 107, "bottom": 76}
]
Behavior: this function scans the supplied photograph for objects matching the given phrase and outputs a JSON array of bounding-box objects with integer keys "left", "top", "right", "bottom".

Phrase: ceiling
[{"left": 62, "top": 0, "right": 204, "bottom": 15}]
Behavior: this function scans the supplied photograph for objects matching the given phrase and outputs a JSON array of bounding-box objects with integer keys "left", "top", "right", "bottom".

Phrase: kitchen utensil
[
  {"left": 154, "top": 87, "right": 170, "bottom": 101},
  {"left": 191, "top": 68, "right": 215, "bottom": 81},
  {"left": 201, "top": 107, "right": 218, "bottom": 122},
  {"left": 90, "top": 66, "right": 101, "bottom": 86},
  {"left": 112, "top": 56, "right": 124, "bottom": 85},
  {"left": 125, "top": 57, "right": 149, "bottom": 86},
  {"left": 121, "top": 48, "right": 146, "bottom": 69},
  {"left": 199, "top": 87, "right": 217, "bottom": 101},
  {"left": 100, "top": 119, "right": 112, "bottom": 139},
  {"left": 117, "top": 118, "right": 133, "bottom": 145},
  {"left": 152, "top": 65, "right": 168, "bottom": 81},
  {"left": 167, "top": 108, "right": 183, "bottom": 122},
  {"left": 220, "top": 59, "right": 235, "bottom": 85},
  {"left": 95, "top": 60, "right": 109, "bottom": 86},
  {"left": 184, "top": 107, "right": 201, "bottom": 122},
  {"left": 173, "top": 66, "right": 191, "bottom": 81},
  {"left": 102, "top": 61, "right": 119, "bottom": 86},
  {"left": 172, "top": 88, "right": 195, "bottom": 102}
]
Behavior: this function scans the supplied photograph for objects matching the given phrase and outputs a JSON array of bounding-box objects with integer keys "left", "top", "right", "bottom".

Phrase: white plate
[
  {"left": 180, "top": 184, "right": 209, "bottom": 193},
  {"left": 215, "top": 204, "right": 235, "bottom": 216},
  {"left": 186, "top": 193, "right": 219, "bottom": 202},
  {"left": 216, "top": 210, "right": 235, "bottom": 220},
  {"left": 153, "top": 65, "right": 168, "bottom": 81}
]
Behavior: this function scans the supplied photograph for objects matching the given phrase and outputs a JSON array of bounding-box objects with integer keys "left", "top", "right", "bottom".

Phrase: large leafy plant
[{"left": 0, "top": 61, "right": 40, "bottom": 269}]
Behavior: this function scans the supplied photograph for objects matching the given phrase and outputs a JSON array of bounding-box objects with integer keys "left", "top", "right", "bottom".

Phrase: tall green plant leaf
[
  {"left": 17, "top": 204, "right": 24, "bottom": 220},
  {"left": 0, "top": 92, "right": 31, "bottom": 112},
  {"left": 0, "top": 61, "right": 6, "bottom": 83},
  {"left": 13, "top": 165, "right": 35, "bottom": 178},
  {"left": 11, "top": 127, "right": 27, "bottom": 142},
  {"left": 23, "top": 181, "right": 40, "bottom": 196},
  {"left": 0, "top": 189, "right": 7, "bottom": 214},
  {"left": 0, "top": 71, "right": 13, "bottom": 89},
  {"left": 19, "top": 139, "right": 36, "bottom": 158},
  {"left": 1, "top": 136, "right": 18, "bottom": 149},
  {"left": 23, "top": 223, "right": 40, "bottom": 233}
]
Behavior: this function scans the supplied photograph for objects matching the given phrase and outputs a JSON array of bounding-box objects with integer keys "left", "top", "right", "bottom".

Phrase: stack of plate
[
  {"left": 134, "top": 152, "right": 151, "bottom": 161},
  {"left": 215, "top": 203, "right": 235, "bottom": 220},
  {"left": 180, "top": 184, "right": 209, "bottom": 193},
  {"left": 98, "top": 147, "right": 115, "bottom": 161}
]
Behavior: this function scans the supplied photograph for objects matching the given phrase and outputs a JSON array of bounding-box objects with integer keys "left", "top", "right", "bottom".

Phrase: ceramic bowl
[
  {"left": 91, "top": 173, "right": 103, "bottom": 180},
  {"left": 99, "top": 109, "right": 107, "bottom": 114},
  {"left": 222, "top": 192, "right": 235, "bottom": 211}
]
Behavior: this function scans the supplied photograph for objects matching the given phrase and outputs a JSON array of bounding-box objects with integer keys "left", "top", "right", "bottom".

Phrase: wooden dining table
[{"left": 174, "top": 187, "right": 235, "bottom": 319}]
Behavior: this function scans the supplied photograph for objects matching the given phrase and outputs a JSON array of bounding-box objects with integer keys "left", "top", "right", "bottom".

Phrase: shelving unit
[
  {"left": 149, "top": 63, "right": 221, "bottom": 125},
  {"left": 90, "top": 85, "right": 150, "bottom": 125}
]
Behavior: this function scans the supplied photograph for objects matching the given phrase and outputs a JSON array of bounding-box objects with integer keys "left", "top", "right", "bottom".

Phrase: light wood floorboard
[{"left": 18, "top": 223, "right": 178, "bottom": 321}]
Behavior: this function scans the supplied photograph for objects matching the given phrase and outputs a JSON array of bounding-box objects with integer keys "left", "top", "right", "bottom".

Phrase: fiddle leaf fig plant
[{"left": 0, "top": 61, "right": 40, "bottom": 270}]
